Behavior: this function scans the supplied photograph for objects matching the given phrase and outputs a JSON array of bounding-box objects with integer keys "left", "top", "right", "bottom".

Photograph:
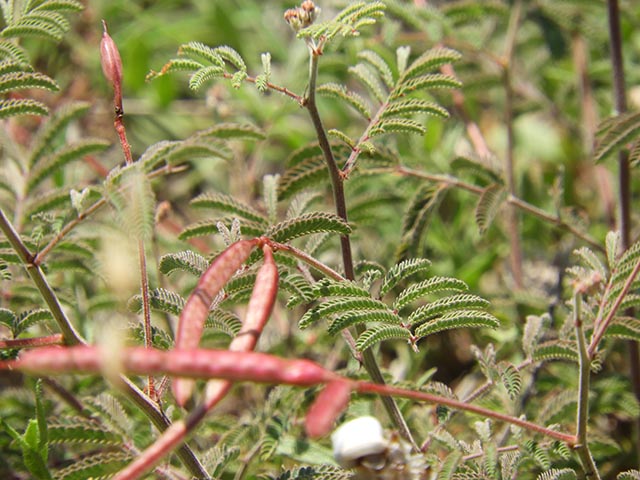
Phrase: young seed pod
[
  {"left": 4, "top": 346, "right": 337, "bottom": 386},
  {"left": 305, "top": 380, "right": 352, "bottom": 438},
  {"left": 100, "top": 20, "right": 123, "bottom": 113},
  {"left": 173, "top": 239, "right": 257, "bottom": 405}
]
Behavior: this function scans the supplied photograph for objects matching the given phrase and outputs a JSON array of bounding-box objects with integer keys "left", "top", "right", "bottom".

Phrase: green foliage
[{"left": 2, "top": 0, "right": 640, "bottom": 478}]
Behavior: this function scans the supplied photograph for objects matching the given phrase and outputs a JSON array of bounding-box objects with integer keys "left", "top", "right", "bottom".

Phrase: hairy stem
[
  {"left": 574, "top": 293, "right": 601, "bottom": 479},
  {"left": 304, "top": 48, "right": 417, "bottom": 450},
  {"left": 606, "top": 0, "right": 640, "bottom": 460},
  {"left": 588, "top": 256, "right": 640, "bottom": 357}
]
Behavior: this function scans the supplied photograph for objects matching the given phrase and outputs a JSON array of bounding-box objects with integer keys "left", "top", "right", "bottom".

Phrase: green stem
[
  {"left": 574, "top": 293, "right": 601, "bottom": 479},
  {"left": 303, "top": 48, "right": 418, "bottom": 451}
]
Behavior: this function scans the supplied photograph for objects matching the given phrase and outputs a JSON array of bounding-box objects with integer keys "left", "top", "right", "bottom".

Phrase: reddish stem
[{"left": 0, "top": 334, "right": 64, "bottom": 350}]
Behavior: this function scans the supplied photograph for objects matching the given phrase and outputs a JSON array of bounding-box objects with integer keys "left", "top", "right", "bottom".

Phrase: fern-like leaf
[
  {"left": 189, "top": 65, "right": 224, "bottom": 90},
  {"left": 393, "top": 276, "right": 468, "bottom": 311},
  {"left": 536, "top": 468, "right": 577, "bottom": 480},
  {"left": 178, "top": 41, "right": 224, "bottom": 67},
  {"left": 16, "top": 309, "right": 53, "bottom": 335},
  {"left": 370, "top": 117, "right": 427, "bottom": 136},
  {"left": 356, "top": 324, "right": 411, "bottom": 351},
  {"left": 349, "top": 62, "right": 387, "bottom": 103},
  {"left": 414, "top": 310, "right": 499, "bottom": 338},
  {"left": 0, "top": 41, "right": 29, "bottom": 63},
  {"left": 159, "top": 250, "right": 209, "bottom": 277},
  {"left": 266, "top": 212, "right": 351, "bottom": 243},
  {"left": 401, "top": 47, "right": 461, "bottom": 80},
  {"left": 383, "top": 99, "right": 449, "bottom": 118},
  {"left": 180, "top": 218, "right": 264, "bottom": 240},
  {"left": 0, "top": 70, "right": 58, "bottom": 94},
  {"left": 196, "top": 122, "right": 265, "bottom": 140},
  {"left": 380, "top": 258, "right": 432, "bottom": 297},
  {"left": 299, "top": 297, "right": 390, "bottom": 329},
  {"left": 311, "top": 278, "right": 371, "bottom": 299},
  {"left": 595, "top": 111, "right": 640, "bottom": 162},
  {"left": 191, "top": 192, "right": 267, "bottom": 225},
  {"left": 128, "top": 288, "right": 185, "bottom": 317},
  {"left": 358, "top": 49, "right": 394, "bottom": 88},
  {"left": 618, "top": 470, "right": 640, "bottom": 480},
  {"left": 533, "top": 340, "right": 579, "bottom": 364},
  {"left": 604, "top": 316, "right": 640, "bottom": 342},
  {"left": 54, "top": 451, "right": 131, "bottom": 480},
  {"left": 205, "top": 308, "right": 242, "bottom": 337},
  {"left": 28, "top": 102, "right": 91, "bottom": 168},
  {"left": 327, "top": 309, "right": 400, "bottom": 335},
  {"left": 317, "top": 82, "right": 371, "bottom": 119},
  {"left": 27, "top": 139, "right": 110, "bottom": 192},
  {"left": 499, "top": 362, "right": 522, "bottom": 400},
  {"left": 278, "top": 155, "right": 327, "bottom": 200},
  {"left": 475, "top": 184, "right": 506, "bottom": 234},
  {"left": 0, "top": 98, "right": 48, "bottom": 118},
  {"left": 48, "top": 418, "right": 122, "bottom": 446}
]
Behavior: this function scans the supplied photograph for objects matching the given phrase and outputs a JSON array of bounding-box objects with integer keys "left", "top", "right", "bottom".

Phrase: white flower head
[{"left": 331, "top": 416, "right": 388, "bottom": 469}]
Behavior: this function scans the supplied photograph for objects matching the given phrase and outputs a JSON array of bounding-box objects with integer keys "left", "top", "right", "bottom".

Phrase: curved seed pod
[
  {"left": 305, "top": 380, "right": 352, "bottom": 438},
  {"left": 4, "top": 346, "right": 336, "bottom": 386},
  {"left": 204, "top": 244, "right": 279, "bottom": 405},
  {"left": 173, "top": 239, "right": 257, "bottom": 406}
]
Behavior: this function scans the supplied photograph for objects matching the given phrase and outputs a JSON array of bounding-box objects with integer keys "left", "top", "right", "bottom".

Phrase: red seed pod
[
  {"left": 204, "top": 244, "right": 279, "bottom": 406},
  {"left": 305, "top": 380, "right": 353, "bottom": 438},
  {"left": 173, "top": 239, "right": 257, "bottom": 405},
  {"left": 100, "top": 20, "right": 123, "bottom": 112},
  {"left": 4, "top": 346, "right": 336, "bottom": 386}
]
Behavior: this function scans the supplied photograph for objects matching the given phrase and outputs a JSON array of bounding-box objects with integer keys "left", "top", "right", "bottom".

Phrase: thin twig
[
  {"left": 395, "top": 166, "right": 603, "bottom": 251},
  {"left": 588, "top": 256, "right": 640, "bottom": 357},
  {"left": 0, "top": 334, "right": 64, "bottom": 350},
  {"left": 574, "top": 293, "right": 601, "bottom": 479},
  {"left": 606, "top": 0, "right": 640, "bottom": 460},
  {"left": 222, "top": 72, "right": 304, "bottom": 104},
  {"left": 303, "top": 45, "right": 418, "bottom": 451}
]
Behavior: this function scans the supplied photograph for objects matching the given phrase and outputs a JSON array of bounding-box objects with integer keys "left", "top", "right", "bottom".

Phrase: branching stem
[
  {"left": 303, "top": 47, "right": 417, "bottom": 450},
  {"left": 395, "top": 166, "right": 603, "bottom": 251}
]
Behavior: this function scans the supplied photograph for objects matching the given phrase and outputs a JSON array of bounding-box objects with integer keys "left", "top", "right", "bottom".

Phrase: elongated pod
[
  {"left": 305, "top": 379, "right": 352, "bottom": 438},
  {"left": 173, "top": 239, "right": 257, "bottom": 405},
  {"left": 4, "top": 346, "right": 336, "bottom": 386},
  {"left": 204, "top": 244, "right": 279, "bottom": 404}
]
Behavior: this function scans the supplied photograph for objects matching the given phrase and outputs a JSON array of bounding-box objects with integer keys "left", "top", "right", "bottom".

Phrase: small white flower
[{"left": 331, "top": 416, "right": 388, "bottom": 468}]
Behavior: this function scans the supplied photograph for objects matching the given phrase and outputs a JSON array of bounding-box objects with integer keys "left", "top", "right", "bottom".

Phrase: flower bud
[
  {"left": 284, "top": 1, "right": 320, "bottom": 32},
  {"left": 100, "top": 20, "right": 123, "bottom": 111}
]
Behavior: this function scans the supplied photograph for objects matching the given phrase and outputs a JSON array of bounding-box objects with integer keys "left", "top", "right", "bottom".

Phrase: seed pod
[
  {"left": 100, "top": 20, "right": 123, "bottom": 113},
  {"left": 305, "top": 380, "right": 352, "bottom": 438},
  {"left": 173, "top": 239, "right": 257, "bottom": 405},
  {"left": 204, "top": 244, "right": 279, "bottom": 405},
  {"left": 4, "top": 346, "right": 337, "bottom": 386}
]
